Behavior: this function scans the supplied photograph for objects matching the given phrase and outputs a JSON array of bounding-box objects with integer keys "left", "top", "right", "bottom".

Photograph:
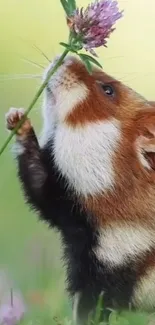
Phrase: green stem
[{"left": 0, "top": 48, "right": 69, "bottom": 157}]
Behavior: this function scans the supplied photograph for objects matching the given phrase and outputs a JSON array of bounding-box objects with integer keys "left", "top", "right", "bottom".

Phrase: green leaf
[
  {"left": 60, "top": 42, "right": 72, "bottom": 51},
  {"left": 68, "top": 0, "right": 77, "bottom": 13},
  {"left": 83, "top": 60, "right": 93, "bottom": 75},
  {"left": 60, "top": 0, "right": 76, "bottom": 16},
  {"left": 79, "top": 53, "right": 103, "bottom": 69},
  {"left": 60, "top": 42, "right": 78, "bottom": 54},
  {"left": 79, "top": 53, "right": 93, "bottom": 74},
  {"left": 60, "top": 0, "right": 70, "bottom": 15}
]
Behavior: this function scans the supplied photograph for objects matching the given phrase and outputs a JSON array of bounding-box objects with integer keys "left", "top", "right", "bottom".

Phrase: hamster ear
[{"left": 136, "top": 113, "right": 155, "bottom": 171}]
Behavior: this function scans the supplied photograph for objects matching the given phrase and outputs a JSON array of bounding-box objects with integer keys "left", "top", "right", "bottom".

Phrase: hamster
[{"left": 5, "top": 55, "right": 155, "bottom": 323}]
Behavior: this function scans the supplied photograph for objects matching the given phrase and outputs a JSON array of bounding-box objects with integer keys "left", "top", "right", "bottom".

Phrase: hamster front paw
[{"left": 5, "top": 107, "right": 32, "bottom": 137}]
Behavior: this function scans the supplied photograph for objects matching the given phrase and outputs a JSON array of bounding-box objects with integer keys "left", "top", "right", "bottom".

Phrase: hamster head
[{"left": 41, "top": 55, "right": 155, "bottom": 200}]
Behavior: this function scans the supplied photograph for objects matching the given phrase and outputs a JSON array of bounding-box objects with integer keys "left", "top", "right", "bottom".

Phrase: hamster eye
[{"left": 101, "top": 84, "right": 115, "bottom": 96}]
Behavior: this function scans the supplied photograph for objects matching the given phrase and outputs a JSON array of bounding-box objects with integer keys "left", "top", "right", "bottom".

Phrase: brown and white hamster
[{"left": 5, "top": 55, "right": 155, "bottom": 323}]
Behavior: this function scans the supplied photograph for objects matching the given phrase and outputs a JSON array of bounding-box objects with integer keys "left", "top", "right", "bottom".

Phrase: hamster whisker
[
  {"left": 0, "top": 74, "right": 41, "bottom": 81},
  {"left": 120, "top": 72, "right": 154, "bottom": 84},
  {"left": 21, "top": 58, "right": 45, "bottom": 70},
  {"left": 104, "top": 55, "right": 124, "bottom": 61},
  {"left": 32, "top": 44, "right": 51, "bottom": 63}
]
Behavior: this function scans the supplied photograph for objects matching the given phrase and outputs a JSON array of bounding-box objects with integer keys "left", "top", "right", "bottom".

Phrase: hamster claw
[{"left": 5, "top": 107, "right": 32, "bottom": 136}]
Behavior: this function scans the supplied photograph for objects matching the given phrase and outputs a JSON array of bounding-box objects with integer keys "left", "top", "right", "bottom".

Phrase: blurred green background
[{"left": 0, "top": 0, "right": 155, "bottom": 322}]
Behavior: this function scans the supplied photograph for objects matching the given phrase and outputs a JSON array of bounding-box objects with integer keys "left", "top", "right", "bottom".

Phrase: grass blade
[{"left": 93, "top": 292, "right": 104, "bottom": 325}]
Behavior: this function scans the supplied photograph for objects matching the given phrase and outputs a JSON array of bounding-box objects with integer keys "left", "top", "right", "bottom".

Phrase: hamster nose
[{"left": 43, "top": 55, "right": 77, "bottom": 81}]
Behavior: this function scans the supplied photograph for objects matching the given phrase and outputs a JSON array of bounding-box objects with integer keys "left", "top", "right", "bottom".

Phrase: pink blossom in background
[
  {"left": 0, "top": 292, "right": 26, "bottom": 325},
  {"left": 0, "top": 271, "right": 26, "bottom": 325},
  {"left": 0, "top": 293, "right": 26, "bottom": 325}
]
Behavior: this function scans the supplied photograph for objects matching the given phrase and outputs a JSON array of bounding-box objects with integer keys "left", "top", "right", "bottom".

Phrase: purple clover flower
[{"left": 69, "top": 0, "right": 123, "bottom": 56}]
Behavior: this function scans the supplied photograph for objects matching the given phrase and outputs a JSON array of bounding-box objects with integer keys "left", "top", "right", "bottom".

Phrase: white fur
[
  {"left": 53, "top": 119, "right": 120, "bottom": 196},
  {"left": 137, "top": 148, "right": 151, "bottom": 170},
  {"left": 95, "top": 225, "right": 155, "bottom": 267},
  {"left": 40, "top": 82, "right": 88, "bottom": 146},
  {"left": 54, "top": 83, "right": 88, "bottom": 122},
  {"left": 11, "top": 141, "right": 25, "bottom": 157},
  {"left": 40, "top": 56, "right": 89, "bottom": 147},
  {"left": 44, "top": 56, "right": 88, "bottom": 119},
  {"left": 73, "top": 292, "right": 81, "bottom": 324},
  {"left": 41, "top": 57, "right": 120, "bottom": 196},
  {"left": 39, "top": 94, "right": 56, "bottom": 147},
  {"left": 135, "top": 136, "right": 151, "bottom": 170},
  {"left": 132, "top": 268, "right": 155, "bottom": 310}
]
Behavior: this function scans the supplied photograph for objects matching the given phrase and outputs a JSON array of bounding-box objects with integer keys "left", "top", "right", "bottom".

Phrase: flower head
[{"left": 68, "top": 0, "right": 123, "bottom": 56}]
